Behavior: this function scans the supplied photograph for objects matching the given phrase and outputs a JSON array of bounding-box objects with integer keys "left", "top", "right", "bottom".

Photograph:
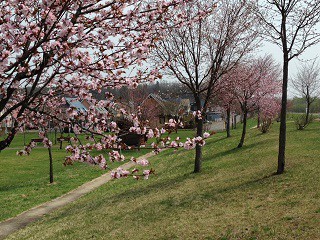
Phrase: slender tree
[
  {"left": 292, "top": 60, "right": 320, "bottom": 128},
  {"left": 255, "top": 0, "right": 320, "bottom": 174},
  {"left": 216, "top": 80, "right": 237, "bottom": 138},
  {"left": 225, "top": 56, "right": 281, "bottom": 148}
]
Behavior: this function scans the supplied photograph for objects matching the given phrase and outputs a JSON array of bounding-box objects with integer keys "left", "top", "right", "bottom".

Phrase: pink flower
[
  {"left": 146, "top": 129, "right": 154, "bottom": 139},
  {"left": 42, "top": 138, "right": 52, "bottom": 148},
  {"left": 183, "top": 138, "right": 196, "bottom": 150},
  {"left": 170, "top": 141, "right": 178, "bottom": 148},
  {"left": 203, "top": 132, "right": 210, "bottom": 139},
  {"left": 143, "top": 169, "right": 151, "bottom": 179},
  {"left": 95, "top": 143, "right": 103, "bottom": 150},
  {"left": 136, "top": 158, "right": 149, "bottom": 166},
  {"left": 111, "top": 171, "right": 120, "bottom": 179}
]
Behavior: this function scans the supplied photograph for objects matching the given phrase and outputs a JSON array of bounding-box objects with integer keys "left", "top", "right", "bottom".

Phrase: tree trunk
[
  {"left": 194, "top": 96, "right": 203, "bottom": 173},
  {"left": 194, "top": 118, "right": 203, "bottom": 173},
  {"left": 238, "top": 111, "right": 247, "bottom": 148},
  {"left": 54, "top": 129, "right": 57, "bottom": 145},
  {"left": 277, "top": 55, "right": 289, "bottom": 174},
  {"left": 48, "top": 146, "right": 54, "bottom": 183},
  {"left": 0, "top": 128, "right": 17, "bottom": 151},
  {"left": 233, "top": 115, "right": 237, "bottom": 129},
  {"left": 226, "top": 107, "right": 231, "bottom": 137},
  {"left": 257, "top": 110, "right": 261, "bottom": 128},
  {"left": 305, "top": 101, "right": 310, "bottom": 125}
]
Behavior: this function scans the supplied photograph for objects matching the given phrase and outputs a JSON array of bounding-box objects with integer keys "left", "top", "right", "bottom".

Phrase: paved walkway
[{"left": 0, "top": 152, "right": 155, "bottom": 240}]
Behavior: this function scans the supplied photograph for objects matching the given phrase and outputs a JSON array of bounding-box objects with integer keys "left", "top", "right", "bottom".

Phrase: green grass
[
  {"left": 4, "top": 121, "right": 320, "bottom": 239},
  {"left": 0, "top": 130, "right": 196, "bottom": 222}
]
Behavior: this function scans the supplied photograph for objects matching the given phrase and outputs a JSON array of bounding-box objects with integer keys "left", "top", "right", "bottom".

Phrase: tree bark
[
  {"left": 48, "top": 146, "right": 54, "bottom": 184},
  {"left": 0, "top": 128, "right": 17, "bottom": 151},
  {"left": 238, "top": 111, "right": 247, "bottom": 148},
  {"left": 226, "top": 107, "right": 231, "bottom": 137},
  {"left": 54, "top": 129, "right": 57, "bottom": 145},
  {"left": 194, "top": 96, "right": 203, "bottom": 173},
  {"left": 277, "top": 55, "right": 289, "bottom": 174},
  {"left": 305, "top": 100, "right": 310, "bottom": 125},
  {"left": 194, "top": 118, "right": 203, "bottom": 173}
]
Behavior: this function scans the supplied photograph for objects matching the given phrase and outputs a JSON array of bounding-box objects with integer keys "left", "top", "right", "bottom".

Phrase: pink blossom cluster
[
  {"left": 111, "top": 168, "right": 131, "bottom": 179},
  {"left": 183, "top": 136, "right": 206, "bottom": 150},
  {"left": 109, "top": 150, "right": 125, "bottom": 162},
  {"left": 6, "top": 0, "right": 216, "bottom": 182},
  {"left": 131, "top": 157, "right": 149, "bottom": 167},
  {"left": 16, "top": 141, "right": 37, "bottom": 156},
  {"left": 111, "top": 167, "right": 154, "bottom": 180},
  {"left": 203, "top": 132, "right": 211, "bottom": 139},
  {"left": 193, "top": 110, "right": 203, "bottom": 120}
]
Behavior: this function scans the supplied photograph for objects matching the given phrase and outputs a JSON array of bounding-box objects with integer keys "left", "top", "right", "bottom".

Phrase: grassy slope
[
  {"left": 0, "top": 130, "right": 195, "bottom": 222},
  {"left": 6, "top": 121, "right": 320, "bottom": 240}
]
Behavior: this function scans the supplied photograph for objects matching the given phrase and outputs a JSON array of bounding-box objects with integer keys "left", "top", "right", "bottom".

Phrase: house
[
  {"left": 205, "top": 106, "right": 224, "bottom": 122},
  {"left": 141, "top": 93, "right": 180, "bottom": 128},
  {"left": 179, "top": 99, "right": 191, "bottom": 114}
]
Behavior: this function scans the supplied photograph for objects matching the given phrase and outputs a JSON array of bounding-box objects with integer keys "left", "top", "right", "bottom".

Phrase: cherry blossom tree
[
  {"left": 216, "top": 79, "right": 238, "bottom": 138},
  {"left": 257, "top": 96, "right": 281, "bottom": 133},
  {"left": 1, "top": 0, "right": 218, "bottom": 180},
  {"left": 225, "top": 56, "right": 281, "bottom": 148},
  {"left": 0, "top": 0, "right": 199, "bottom": 150},
  {"left": 152, "top": 0, "right": 259, "bottom": 172},
  {"left": 255, "top": 0, "right": 320, "bottom": 174}
]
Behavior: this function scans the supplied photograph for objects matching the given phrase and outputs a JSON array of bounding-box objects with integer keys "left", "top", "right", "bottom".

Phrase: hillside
[{"left": 7, "top": 121, "right": 320, "bottom": 240}]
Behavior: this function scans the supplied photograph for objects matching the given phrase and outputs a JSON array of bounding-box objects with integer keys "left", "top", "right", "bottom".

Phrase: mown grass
[
  {"left": 5, "top": 121, "right": 320, "bottom": 239},
  {"left": 0, "top": 130, "right": 195, "bottom": 222}
]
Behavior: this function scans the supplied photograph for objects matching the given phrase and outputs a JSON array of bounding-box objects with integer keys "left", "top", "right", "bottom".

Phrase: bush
[
  {"left": 294, "top": 114, "right": 314, "bottom": 130},
  {"left": 182, "top": 114, "right": 196, "bottom": 129},
  {"left": 259, "top": 118, "right": 272, "bottom": 133}
]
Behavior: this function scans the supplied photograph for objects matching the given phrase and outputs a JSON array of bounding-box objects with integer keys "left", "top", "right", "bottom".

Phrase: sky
[{"left": 260, "top": 41, "right": 320, "bottom": 98}]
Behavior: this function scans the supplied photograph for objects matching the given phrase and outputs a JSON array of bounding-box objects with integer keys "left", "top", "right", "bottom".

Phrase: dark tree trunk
[
  {"left": 257, "top": 110, "right": 261, "bottom": 128},
  {"left": 54, "top": 129, "right": 57, "bottom": 145},
  {"left": 194, "top": 118, "right": 203, "bottom": 173},
  {"left": 226, "top": 107, "right": 231, "bottom": 137},
  {"left": 48, "top": 146, "right": 54, "bottom": 183},
  {"left": 194, "top": 96, "right": 203, "bottom": 173},
  {"left": 233, "top": 115, "right": 237, "bottom": 129},
  {"left": 238, "top": 111, "right": 247, "bottom": 148},
  {"left": 0, "top": 128, "right": 17, "bottom": 151},
  {"left": 277, "top": 55, "right": 289, "bottom": 174}
]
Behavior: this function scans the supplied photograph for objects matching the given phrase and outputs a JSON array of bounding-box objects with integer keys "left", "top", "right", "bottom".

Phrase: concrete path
[{"left": 0, "top": 152, "right": 155, "bottom": 240}]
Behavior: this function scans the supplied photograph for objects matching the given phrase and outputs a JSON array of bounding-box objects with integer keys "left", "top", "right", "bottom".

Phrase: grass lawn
[
  {"left": 4, "top": 121, "right": 320, "bottom": 239},
  {"left": 0, "top": 130, "right": 196, "bottom": 222}
]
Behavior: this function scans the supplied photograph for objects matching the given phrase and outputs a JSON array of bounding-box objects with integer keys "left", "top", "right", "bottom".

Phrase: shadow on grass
[{"left": 205, "top": 139, "right": 272, "bottom": 162}]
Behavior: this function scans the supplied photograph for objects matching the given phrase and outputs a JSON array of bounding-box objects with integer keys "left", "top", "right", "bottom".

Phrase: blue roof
[{"left": 65, "top": 97, "right": 87, "bottom": 112}]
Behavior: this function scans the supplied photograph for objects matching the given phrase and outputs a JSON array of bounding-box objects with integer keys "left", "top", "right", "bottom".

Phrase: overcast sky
[{"left": 260, "top": 41, "right": 320, "bottom": 98}]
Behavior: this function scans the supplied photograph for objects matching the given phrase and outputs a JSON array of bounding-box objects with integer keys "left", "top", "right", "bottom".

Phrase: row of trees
[
  {"left": 152, "top": 0, "right": 320, "bottom": 174},
  {"left": 1, "top": 0, "right": 320, "bottom": 177}
]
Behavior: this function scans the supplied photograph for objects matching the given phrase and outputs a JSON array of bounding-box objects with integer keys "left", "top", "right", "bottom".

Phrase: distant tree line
[{"left": 288, "top": 97, "right": 320, "bottom": 113}]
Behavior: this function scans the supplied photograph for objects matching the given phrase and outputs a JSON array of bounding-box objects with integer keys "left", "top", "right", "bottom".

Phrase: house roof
[
  {"left": 65, "top": 97, "right": 87, "bottom": 112},
  {"left": 144, "top": 93, "right": 167, "bottom": 109},
  {"left": 81, "top": 99, "right": 108, "bottom": 114}
]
